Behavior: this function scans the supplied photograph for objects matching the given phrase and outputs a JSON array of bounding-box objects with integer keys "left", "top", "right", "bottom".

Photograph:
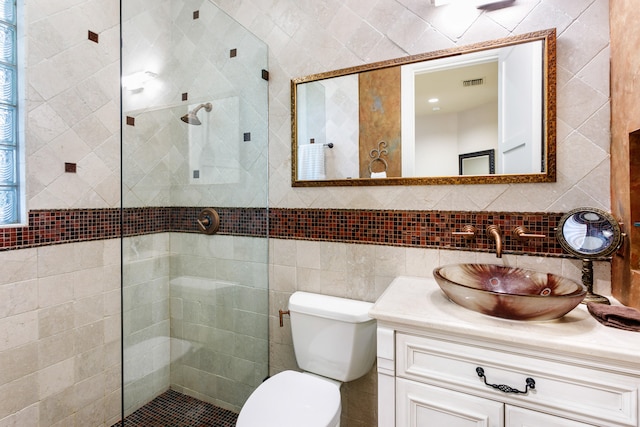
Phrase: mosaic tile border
[
  {"left": 0, "top": 207, "right": 567, "bottom": 257},
  {"left": 0, "top": 207, "right": 268, "bottom": 251},
  {"left": 269, "top": 208, "right": 566, "bottom": 256},
  {"left": 0, "top": 209, "right": 121, "bottom": 250}
]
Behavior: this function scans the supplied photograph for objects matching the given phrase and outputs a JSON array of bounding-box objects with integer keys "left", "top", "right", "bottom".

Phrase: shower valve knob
[
  {"left": 197, "top": 208, "right": 220, "bottom": 235},
  {"left": 197, "top": 217, "right": 210, "bottom": 230}
]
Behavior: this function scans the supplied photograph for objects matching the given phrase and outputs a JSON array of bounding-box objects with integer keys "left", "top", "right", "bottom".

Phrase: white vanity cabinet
[
  {"left": 370, "top": 277, "right": 640, "bottom": 427},
  {"left": 396, "top": 378, "right": 594, "bottom": 427}
]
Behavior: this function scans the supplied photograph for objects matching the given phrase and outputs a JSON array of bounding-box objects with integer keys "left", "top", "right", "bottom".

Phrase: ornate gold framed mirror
[{"left": 291, "top": 28, "right": 556, "bottom": 187}]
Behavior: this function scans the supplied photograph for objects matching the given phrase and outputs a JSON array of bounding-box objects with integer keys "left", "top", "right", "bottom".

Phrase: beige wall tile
[
  {"left": 38, "top": 303, "right": 74, "bottom": 339},
  {"left": 0, "top": 343, "right": 38, "bottom": 386},
  {"left": 38, "top": 330, "right": 76, "bottom": 370},
  {"left": 0, "top": 404, "right": 39, "bottom": 427},
  {"left": 0, "top": 374, "right": 39, "bottom": 421},
  {"left": 0, "top": 280, "right": 38, "bottom": 319},
  {"left": 0, "top": 249, "right": 37, "bottom": 287},
  {"left": 0, "top": 312, "right": 38, "bottom": 353},
  {"left": 38, "top": 386, "right": 75, "bottom": 426},
  {"left": 38, "top": 358, "right": 75, "bottom": 400},
  {"left": 75, "top": 347, "right": 105, "bottom": 383},
  {"left": 38, "top": 274, "right": 74, "bottom": 309}
]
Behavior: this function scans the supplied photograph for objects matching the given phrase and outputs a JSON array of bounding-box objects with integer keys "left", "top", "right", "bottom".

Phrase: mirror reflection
[
  {"left": 557, "top": 208, "right": 623, "bottom": 258},
  {"left": 291, "top": 28, "right": 556, "bottom": 186}
]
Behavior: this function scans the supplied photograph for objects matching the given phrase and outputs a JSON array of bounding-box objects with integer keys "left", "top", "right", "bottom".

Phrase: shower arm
[{"left": 192, "top": 102, "right": 212, "bottom": 115}]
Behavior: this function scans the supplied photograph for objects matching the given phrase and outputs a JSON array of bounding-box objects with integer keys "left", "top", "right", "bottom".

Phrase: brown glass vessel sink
[{"left": 433, "top": 264, "right": 587, "bottom": 321}]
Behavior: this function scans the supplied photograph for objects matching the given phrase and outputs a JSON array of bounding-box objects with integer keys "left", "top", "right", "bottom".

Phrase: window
[{"left": 0, "top": 0, "right": 18, "bottom": 225}]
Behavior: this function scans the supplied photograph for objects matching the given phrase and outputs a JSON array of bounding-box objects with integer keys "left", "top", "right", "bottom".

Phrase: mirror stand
[
  {"left": 557, "top": 207, "right": 623, "bottom": 306},
  {"left": 580, "top": 259, "right": 610, "bottom": 305}
]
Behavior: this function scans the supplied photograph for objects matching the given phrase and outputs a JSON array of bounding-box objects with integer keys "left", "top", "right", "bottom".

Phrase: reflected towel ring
[{"left": 369, "top": 141, "right": 388, "bottom": 174}]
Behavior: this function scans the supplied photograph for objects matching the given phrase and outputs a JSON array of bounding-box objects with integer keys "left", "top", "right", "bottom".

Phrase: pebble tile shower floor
[{"left": 112, "top": 389, "right": 238, "bottom": 427}]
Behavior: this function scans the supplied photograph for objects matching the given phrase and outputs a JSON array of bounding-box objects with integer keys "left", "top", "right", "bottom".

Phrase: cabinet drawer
[
  {"left": 505, "top": 406, "right": 595, "bottom": 427},
  {"left": 397, "top": 333, "right": 639, "bottom": 427},
  {"left": 397, "top": 378, "right": 504, "bottom": 427}
]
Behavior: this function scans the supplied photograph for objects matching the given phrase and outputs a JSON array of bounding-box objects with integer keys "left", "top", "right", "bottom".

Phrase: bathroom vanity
[{"left": 370, "top": 276, "right": 640, "bottom": 427}]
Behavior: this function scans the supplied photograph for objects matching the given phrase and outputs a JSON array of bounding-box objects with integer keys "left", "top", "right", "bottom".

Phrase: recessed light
[
  {"left": 432, "top": 107, "right": 441, "bottom": 111},
  {"left": 428, "top": 98, "right": 439, "bottom": 103}
]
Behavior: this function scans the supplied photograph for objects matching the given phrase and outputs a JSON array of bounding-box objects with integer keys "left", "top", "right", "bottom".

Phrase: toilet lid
[{"left": 237, "top": 370, "right": 341, "bottom": 427}]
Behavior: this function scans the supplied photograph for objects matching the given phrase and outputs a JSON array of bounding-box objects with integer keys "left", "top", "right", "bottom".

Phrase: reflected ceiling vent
[{"left": 463, "top": 78, "right": 484, "bottom": 87}]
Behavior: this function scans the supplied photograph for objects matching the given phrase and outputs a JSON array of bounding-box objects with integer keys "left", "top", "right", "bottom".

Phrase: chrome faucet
[{"left": 486, "top": 225, "right": 502, "bottom": 258}]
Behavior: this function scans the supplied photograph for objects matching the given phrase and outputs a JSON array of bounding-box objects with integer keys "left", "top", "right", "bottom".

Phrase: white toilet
[{"left": 236, "top": 291, "right": 377, "bottom": 427}]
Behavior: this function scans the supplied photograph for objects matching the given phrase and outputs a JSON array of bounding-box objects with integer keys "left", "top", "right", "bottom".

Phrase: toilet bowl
[
  {"left": 236, "top": 292, "right": 376, "bottom": 427},
  {"left": 236, "top": 370, "right": 341, "bottom": 427}
]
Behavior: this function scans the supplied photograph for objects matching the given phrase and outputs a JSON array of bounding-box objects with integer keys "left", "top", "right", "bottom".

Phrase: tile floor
[{"left": 113, "top": 389, "right": 238, "bottom": 427}]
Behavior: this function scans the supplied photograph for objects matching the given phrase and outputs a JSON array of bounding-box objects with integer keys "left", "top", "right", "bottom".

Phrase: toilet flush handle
[{"left": 279, "top": 309, "right": 290, "bottom": 327}]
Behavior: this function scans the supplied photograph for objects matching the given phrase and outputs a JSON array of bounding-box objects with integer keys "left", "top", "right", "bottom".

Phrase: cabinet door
[
  {"left": 506, "top": 406, "right": 595, "bottom": 427},
  {"left": 397, "top": 378, "right": 504, "bottom": 427}
]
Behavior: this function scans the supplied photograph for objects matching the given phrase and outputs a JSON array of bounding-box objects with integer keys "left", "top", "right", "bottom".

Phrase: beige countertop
[{"left": 370, "top": 276, "right": 640, "bottom": 369}]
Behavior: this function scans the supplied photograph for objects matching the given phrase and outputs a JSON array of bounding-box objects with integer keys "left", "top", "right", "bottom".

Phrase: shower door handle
[{"left": 197, "top": 208, "right": 220, "bottom": 235}]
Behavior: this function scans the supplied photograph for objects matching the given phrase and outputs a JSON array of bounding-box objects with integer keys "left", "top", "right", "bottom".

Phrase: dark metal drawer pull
[{"left": 476, "top": 367, "right": 535, "bottom": 394}]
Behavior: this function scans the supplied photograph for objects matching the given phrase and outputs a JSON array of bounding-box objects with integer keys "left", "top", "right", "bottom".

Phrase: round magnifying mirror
[{"left": 556, "top": 207, "right": 623, "bottom": 304}]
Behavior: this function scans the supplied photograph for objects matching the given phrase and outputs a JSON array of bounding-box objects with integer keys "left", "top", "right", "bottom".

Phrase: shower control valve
[{"left": 197, "top": 208, "right": 220, "bottom": 235}]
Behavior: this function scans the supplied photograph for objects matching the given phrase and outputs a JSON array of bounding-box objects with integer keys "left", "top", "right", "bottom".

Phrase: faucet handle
[
  {"left": 452, "top": 225, "right": 477, "bottom": 240},
  {"left": 512, "top": 226, "right": 546, "bottom": 240}
]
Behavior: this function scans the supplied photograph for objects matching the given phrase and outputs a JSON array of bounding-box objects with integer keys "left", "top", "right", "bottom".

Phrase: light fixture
[
  {"left": 122, "top": 71, "right": 158, "bottom": 92},
  {"left": 428, "top": 98, "right": 439, "bottom": 103},
  {"left": 430, "top": 0, "right": 516, "bottom": 9},
  {"left": 475, "top": 0, "right": 515, "bottom": 10}
]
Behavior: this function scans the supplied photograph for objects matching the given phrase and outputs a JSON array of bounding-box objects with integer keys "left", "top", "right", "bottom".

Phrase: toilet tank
[{"left": 288, "top": 292, "right": 377, "bottom": 382}]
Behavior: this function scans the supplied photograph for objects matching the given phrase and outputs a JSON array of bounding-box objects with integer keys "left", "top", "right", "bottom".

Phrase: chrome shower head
[{"left": 181, "top": 102, "right": 212, "bottom": 125}]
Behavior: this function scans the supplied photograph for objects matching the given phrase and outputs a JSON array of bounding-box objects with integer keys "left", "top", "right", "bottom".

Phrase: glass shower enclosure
[{"left": 120, "top": 0, "right": 268, "bottom": 420}]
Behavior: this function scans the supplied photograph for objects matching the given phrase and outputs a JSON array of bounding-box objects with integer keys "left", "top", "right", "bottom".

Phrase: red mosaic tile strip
[
  {"left": 0, "top": 209, "right": 121, "bottom": 251},
  {"left": 268, "top": 209, "right": 566, "bottom": 257},
  {"left": 0, "top": 207, "right": 268, "bottom": 251},
  {"left": 0, "top": 207, "right": 566, "bottom": 257},
  {"left": 122, "top": 207, "right": 171, "bottom": 236},
  {"left": 170, "top": 207, "right": 268, "bottom": 236}
]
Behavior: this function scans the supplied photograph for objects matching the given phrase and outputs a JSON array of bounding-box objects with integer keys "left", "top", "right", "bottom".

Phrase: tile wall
[
  {"left": 215, "top": 0, "right": 611, "bottom": 212},
  {"left": 122, "top": 233, "right": 171, "bottom": 416},
  {"left": 0, "top": 239, "right": 121, "bottom": 426},
  {"left": 168, "top": 233, "right": 268, "bottom": 412},
  {"left": 211, "top": 1, "right": 612, "bottom": 425},
  {"left": 0, "top": 0, "right": 122, "bottom": 426},
  {"left": 0, "top": 1, "right": 616, "bottom": 427}
]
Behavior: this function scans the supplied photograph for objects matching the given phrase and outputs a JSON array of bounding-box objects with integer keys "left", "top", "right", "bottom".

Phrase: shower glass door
[{"left": 120, "top": 0, "right": 268, "bottom": 420}]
